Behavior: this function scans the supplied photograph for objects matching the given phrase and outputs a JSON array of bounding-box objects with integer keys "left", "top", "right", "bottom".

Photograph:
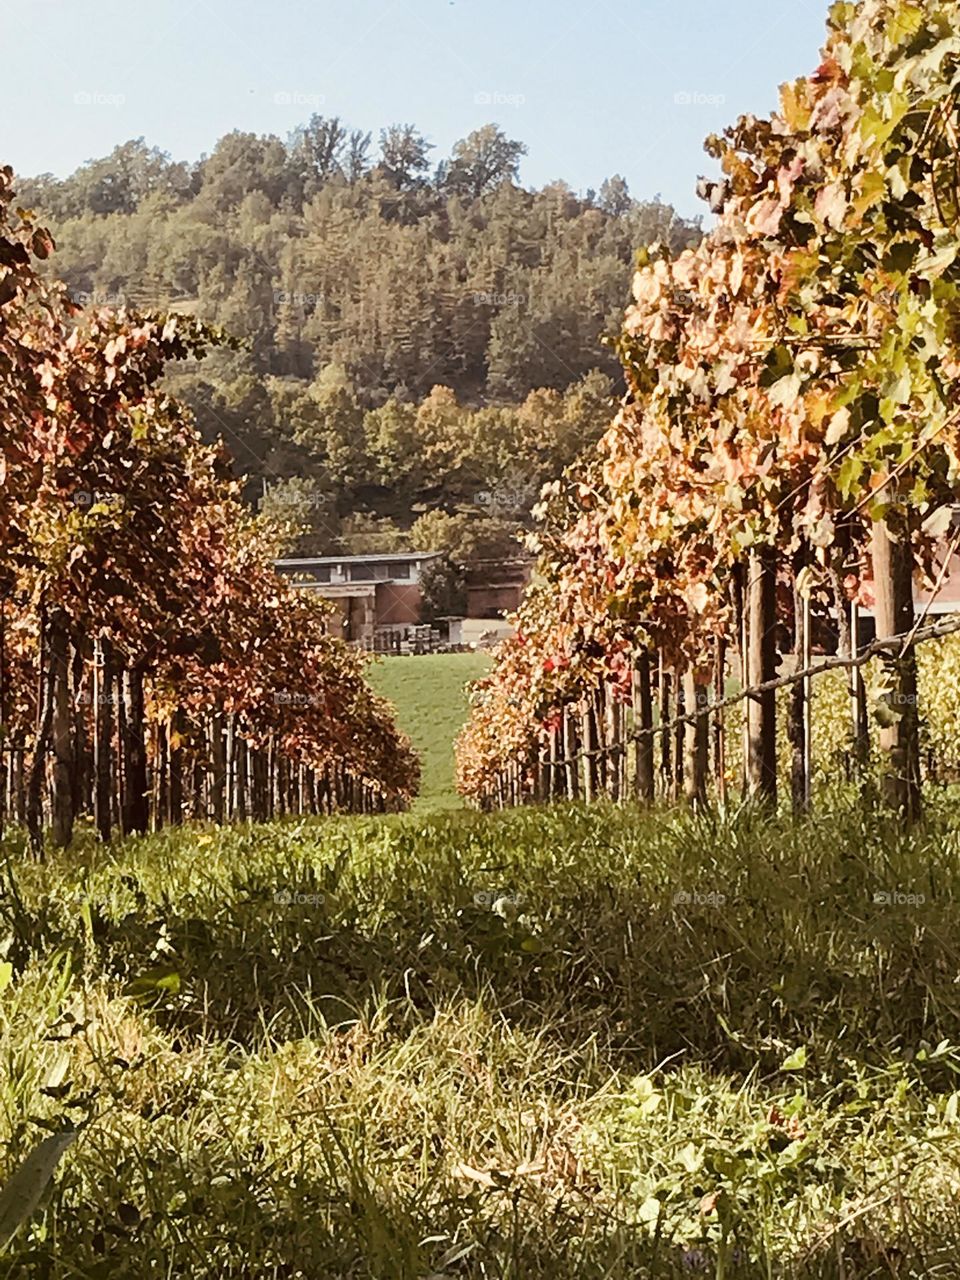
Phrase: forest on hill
[{"left": 16, "top": 123, "right": 701, "bottom": 563}]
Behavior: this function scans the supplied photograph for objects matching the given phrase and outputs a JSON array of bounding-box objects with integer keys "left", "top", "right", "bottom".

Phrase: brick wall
[
  {"left": 467, "top": 584, "right": 524, "bottom": 618},
  {"left": 375, "top": 581, "right": 423, "bottom": 625}
]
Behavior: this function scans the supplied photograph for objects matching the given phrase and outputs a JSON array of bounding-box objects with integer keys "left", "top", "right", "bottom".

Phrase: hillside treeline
[{"left": 18, "top": 122, "right": 701, "bottom": 558}]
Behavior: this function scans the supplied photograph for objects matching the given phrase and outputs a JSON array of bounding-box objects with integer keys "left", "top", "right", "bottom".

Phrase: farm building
[
  {"left": 276, "top": 552, "right": 535, "bottom": 651},
  {"left": 275, "top": 552, "right": 442, "bottom": 649}
]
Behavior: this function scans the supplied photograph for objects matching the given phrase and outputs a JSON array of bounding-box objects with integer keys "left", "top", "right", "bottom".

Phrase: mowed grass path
[{"left": 366, "top": 651, "right": 489, "bottom": 809}]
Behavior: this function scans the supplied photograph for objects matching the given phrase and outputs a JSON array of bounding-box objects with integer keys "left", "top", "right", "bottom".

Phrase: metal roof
[{"left": 276, "top": 552, "right": 444, "bottom": 568}]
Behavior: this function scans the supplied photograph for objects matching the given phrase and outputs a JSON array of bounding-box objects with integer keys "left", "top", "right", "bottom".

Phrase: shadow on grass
[
  {"left": 6, "top": 1151, "right": 960, "bottom": 1280},
  {"left": 5, "top": 798, "right": 960, "bottom": 1073}
]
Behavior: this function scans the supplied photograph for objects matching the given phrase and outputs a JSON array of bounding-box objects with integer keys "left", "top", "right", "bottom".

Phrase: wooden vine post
[
  {"left": 849, "top": 599, "right": 869, "bottom": 772},
  {"left": 871, "top": 515, "right": 922, "bottom": 822},
  {"left": 713, "top": 637, "right": 727, "bottom": 806},
  {"left": 658, "top": 660, "right": 672, "bottom": 799},
  {"left": 745, "top": 547, "right": 778, "bottom": 803},
  {"left": 581, "top": 698, "right": 598, "bottom": 803},
  {"left": 633, "top": 651, "right": 655, "bottom": 803},
  {"left": 49, "top": 610, "right": 74, "bottom": 849},
  {"left": 121, "top": 665, "right": 149, "bottom": 835},
  {"left": 681, "top": 667, "right": 710, "bottom": 806},
  {"left": 672, "top": 672, "right": 684, "bottom": 800},
  {"left": 788, "top": 562, "right": 811, "bottom": 814}
]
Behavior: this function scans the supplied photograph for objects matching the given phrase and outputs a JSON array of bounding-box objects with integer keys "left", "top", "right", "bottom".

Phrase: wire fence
[{"left": 475, "top": 610, "right": 960, "bottom": 812}]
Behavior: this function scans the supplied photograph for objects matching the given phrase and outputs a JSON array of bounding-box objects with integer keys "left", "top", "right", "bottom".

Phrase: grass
[
  {"left": 4, "top": 799, "right": 960, "bottom": 1275},
  {"left": 366, "top": 651, "right": 490, "bottom": 810}
]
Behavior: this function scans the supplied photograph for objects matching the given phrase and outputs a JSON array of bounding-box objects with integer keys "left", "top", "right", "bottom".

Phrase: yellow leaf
[{"left": 780, "top": 79, "right": 811, "bottom": 132}]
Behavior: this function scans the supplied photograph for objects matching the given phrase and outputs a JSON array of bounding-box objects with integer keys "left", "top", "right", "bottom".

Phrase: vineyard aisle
[{"left": 367, "top": 652, "right": 490, "bottom": 810}]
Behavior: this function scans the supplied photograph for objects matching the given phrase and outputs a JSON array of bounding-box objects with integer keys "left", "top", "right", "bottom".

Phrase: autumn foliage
[
  {"left": 0, "top": 165, "right": 418, "bottom": 850},
  {"left": 458, "top": 0, "right": 960, "bottom": 810}
]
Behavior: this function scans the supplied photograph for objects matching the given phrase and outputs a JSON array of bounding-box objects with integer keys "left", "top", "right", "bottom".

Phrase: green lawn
[{"left": 366, "top": 651, "right": 490, "bottom": 809}]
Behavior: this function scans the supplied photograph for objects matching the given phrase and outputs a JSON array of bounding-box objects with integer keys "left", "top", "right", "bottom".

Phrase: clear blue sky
[{"left": 3, "top": 0, "right": 828, "bottom": 218}]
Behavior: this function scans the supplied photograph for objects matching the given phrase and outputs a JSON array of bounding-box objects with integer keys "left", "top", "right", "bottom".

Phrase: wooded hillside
[{"left": 17, "top": 123, "right": 701, "bottom": 558}]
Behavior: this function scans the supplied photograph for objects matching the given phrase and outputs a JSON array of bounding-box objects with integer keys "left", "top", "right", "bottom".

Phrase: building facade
[
  {"left": 276, "top": 552, "right": 444, "bottom": 648},
  {"left": 277, "top": 551, "right": 536, "bottom": 651}
]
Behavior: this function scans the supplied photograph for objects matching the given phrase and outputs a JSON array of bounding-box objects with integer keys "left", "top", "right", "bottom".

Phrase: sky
[{"left": 1, "top": 0, "right": 829, "bottom": 219}]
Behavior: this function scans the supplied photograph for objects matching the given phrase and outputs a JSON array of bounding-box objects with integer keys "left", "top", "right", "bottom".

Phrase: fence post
[
  {"left": 673, "top": 671, "right": 684, "bottom": 801},
  {"left": 713, "top": 637, "right": 727, "bottom": 806},
  {"left": 849, "top": 599, "right": 870, "bottom": 771},
  {"left": 154, "top": 719, "right": 168, "bottom": 832},
  {"left": 534, "top": 745, "right": 546, "bottom": 802},
  {"left": 871, "top": 515, "right": 921, "bottom": 822},
  {"left": 549, "top": 724, "right": 564, "bottom": 800},
  {"left": 789, "top": 562, "right": 810, "bottom": 814},
  {"left": 606, "top": 692, "right": 622, "bottom": 802},
  {"left": 564, "top": 708, "right": 580, "bottom": 801},
  {"left": 634, "top": 652, "right": 655, "bottom": 803},
  {"left": 658, "top": 661, "right": 672, "bottom": 800},
  {"left": 581, "top": 701, "right": 597, "bottom": 803},
  {"left": 93, "top": 635, "right": 113, "bottom": 842},
  {"left": 682, "top": 668, "right": 709, "bottom": 806},
  {"left": 121, "top": 665, "right": 149, "bottom": 835},
  {"left": 745, "top": 547, "right": 778, "bottom": 804},
  {"left": 50, "top": 610, "right": 74, "bottom": 849},
  {"left": 168, "top": 708, "right": 185, "bottom": 825},
  {"left": 594, "top": 688, "right": 609, "bottom": 796}
]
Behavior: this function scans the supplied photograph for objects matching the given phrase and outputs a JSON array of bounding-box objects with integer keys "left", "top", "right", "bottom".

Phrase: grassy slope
[
  {"left": 4, "top": 801, "right": 960, "bottom": 1276},
  {"left": 366, "top": 652, "right": 490, "bottom": 810}
]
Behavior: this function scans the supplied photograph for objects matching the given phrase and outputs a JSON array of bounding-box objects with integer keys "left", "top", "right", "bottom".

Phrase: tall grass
[{"left": 2, "top": 800, "right": 960, "bottom": 1276}]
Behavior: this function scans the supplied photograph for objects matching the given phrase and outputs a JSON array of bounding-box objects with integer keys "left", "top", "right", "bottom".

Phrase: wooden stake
[
  {"left": 871, "top": 515, "right": 921, "bottom": 822},
  {"left": 634, "top": 652, "right": 655, "bottom": 803},
  {"left": 745, "top": 548, "right": 778, "bottom": 804},
  {"left": 682, "top": 668, "right": 709, "bottom": 806}
]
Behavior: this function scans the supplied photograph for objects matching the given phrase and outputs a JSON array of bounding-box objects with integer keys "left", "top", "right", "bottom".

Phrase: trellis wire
[{"left": 477, "top": 611, "right": 960, "bottom": 808}]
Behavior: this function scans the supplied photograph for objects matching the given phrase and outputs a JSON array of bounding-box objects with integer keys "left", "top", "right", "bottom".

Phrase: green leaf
[
  {"left": 0, "top": 1130, "right": 77, "bottom": 1251},
  {"left": 781, "top": 1045, "right": 808, "bottom": 1071},
  {"left": 125, "top": 967, "right": 181, "bottom": 999},
  {"left": 836, "top": 455, "right": 862, "bottom": 499},
  {"left": 887, "top": 3, "right": 924, "bottom": 45},
  {"left": 632, "top": 1075, "right": 656, "bottom": 1101},
  {"left": 873, "top": 701, "right": 902, "bottom": 728}
]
